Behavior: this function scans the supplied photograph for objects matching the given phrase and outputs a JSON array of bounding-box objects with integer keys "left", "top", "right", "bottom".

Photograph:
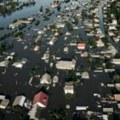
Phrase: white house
[
  {"left": 56, "top": 23, "right": 65, "bottom": 28},
  {"left": 12, "top": 95, "right": 26, "bottom": 107},
  {"left": 76, "top": 106, "right": 88, "bottom": 111},
  {"left": 115, "top": 83, "right": 120, "bottom": 91},
  {"left": 64, "top": 85, "right": 74, "bottom": 94},
  {"left": 103, "top": 108, "right": 113, "bottom": 113},
  {"left": 114, "top": 94, "right": 120, "bottom": 101},
  {"left": 81, "top": 71, "right": 90, "bottom": 79},
  {"left": 96, "top": 39, "right": 104, "bottom": 47},
  {"left": 112, "top": 19, "right": 117, "bottom": 26},
  {"left": 56, "top": 60, "right": 76, "bottom": 70},
  {"left": 0, "top": 60, "right": 9, "bottom": 67},
  {"left": 38, "top": 30, "right": 44, "bottom": 35},
  {"left": 0, "top": 95, "right": 6, "bottom": 100},
  {"left": 102, "top": 114, "right": 108, "bottom": 120},
  {"left": 0, "top": 99, "right": 9, "bottom": 109},
  {"left": 40, "top": 73, "right": 52, "bottom": 85},
  {"left": 112, "top": 59, "right": 120, "bottom": 65},
  {"left": 108, "top": 26, "right": 116, "bottom": 30},
  {"left": 12, "top": 62, "right": 23, "bottom": 68},
  {"left": 108, "top": 31, "right": 115, "bottom": 37},
  {"left": 53, "top": 76, "right": 59, "bottom": 83},
  {"left": 28, "top": 105, "right": 41, "bottom": 120}
]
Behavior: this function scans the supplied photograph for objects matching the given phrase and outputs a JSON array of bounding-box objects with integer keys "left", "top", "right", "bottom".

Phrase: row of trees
[{"left": 0, "top": 0, "right": 36, "bottom": 17}]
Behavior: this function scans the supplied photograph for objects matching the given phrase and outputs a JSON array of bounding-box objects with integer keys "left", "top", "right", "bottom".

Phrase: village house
[
  {"left": 51, "top": 1, "right": 59, "bottom": 8},
  {"left": 53, "top": 75, "right": 59, "bottom": 84},
  {"left": 102, "top": 115, "right": 109, "bottom": 120},
  {"left": 12, "top": 58, "right": 27, "bottom": 68},
  {"left": 96, "top": 39, "right": 105, "bottom": 47},
  {"left": 63, "top": 47, "right": 69, "bottom": 54},
  {"left": 28, "top": 105, "right": 41, "bottom": 120},
  {"left": 38, "top": 30, "right": 44, "bottom": 35},
  {"left": 56, "top": 23, "right": 65, "bottom": 28},
  {"left": 94, "top": 23, "right": 99, "bottom": 27},
  {"left": 108, "top": 25, "right": 116, "bottom": 31},
  {"left": 101, "top": 45, "right": 117, "bottom": 56},
  {"left": 115, "top": 83, "right": 120, "bottom": 91},
  {"left": 12, "top": 95, "right": 26, "bottom": 107},
  {"left": 112, "top": 58, "right": 120, "bottom": 65},
  {"left": 118, "top": 104, "right": 120, "bottom": 109},
  {"left": 113, "top": 36, "right": 120, "bottom": 43},
  {"left": 65, "top": 32, "right": 71, "bottom": 36},
  {"left": 84, "top": 19, "right": 93, "bottom": 28},
  {"left": 114, "top": 94, "right": 120, "bottom": 101},
  {"left": 0, "top": 99, "right": 9, "bottom": 109},
  {"left": 94, "top": 17, "right": 99, "bottom": 23},
  {"left": 103, "top": 108, "right": 114, "bottom": 113},
  {"left": 112, "top": 19, "right": 117, "bottom": 26},
  {"left": 12, "top": 61, "right": 23, "bottom": 68},
  {"left": 41, "top": 49, "right": 50, "bottom": 60},
  {"left": 86, "top": 32, "right": 95, "bottom": 37},
  {"left": 77, "top": 42, "right": 86, "bottom": 50},
  {"left": 40, "top": 73, "right": 52, "bottom": 85},
  {"left": 76, "top": 106, "right": 88, "bottom": 111},
  {"left": 64, "top": 85, "right": 74, "bottom": 94},
  {"left": 108, "top": 31, "right": 115, "bottom": 37},
  {"left": 81, "top": 51, "right": 88, "bottom": 57},
  {"left": 33, "top": 92, "right": 48, "bottom": 108},
  {"left": 56, "top": 59, "right": 76, "bottom": 70},
  {"left": 0, "top": 95, "right": 6, "bottom": 100},
  {"left": 0, "top": 60, "right": 9, "bottom": 67},
  {"left": 81, "top": 71, "right": 90, "bottom": 79},
  {"left": 34, "top": 45, "right": 40, "bottom": 52}
]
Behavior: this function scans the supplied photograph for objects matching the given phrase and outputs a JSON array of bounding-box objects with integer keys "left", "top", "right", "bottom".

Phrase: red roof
[
  {"left": 33, "top": 92, "right": 48, "bottom": 107},
  {"left": 77, "top": 43, "right": 86, "bottom": 49}
]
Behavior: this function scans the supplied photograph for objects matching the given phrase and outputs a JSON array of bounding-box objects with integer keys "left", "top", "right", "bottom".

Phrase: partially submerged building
[
  {"left": 56, "top": 59, "right": 76, "bottom": 70},
  {"left": 40, "top": 73, "right": 52, "bottom": 85},
  {"left": 64, "top": 85, "right": 74, "bottom": 94},
  {"left": 12, "top": 95, "right": 26, "bottom": 107},
  {"left": 0, "top": 99, "right": 9, "bottom": 109},
  {"left": 33, "top": 92, "right": 48, "bottom": 108}
]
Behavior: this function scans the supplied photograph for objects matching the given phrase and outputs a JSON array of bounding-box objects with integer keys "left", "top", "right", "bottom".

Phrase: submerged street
[{"left": 0, "top": 0, "right": 120, "bottom": 120}]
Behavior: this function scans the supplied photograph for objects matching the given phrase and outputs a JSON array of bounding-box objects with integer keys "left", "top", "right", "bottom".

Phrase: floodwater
[
  {"left": 0, "top": 0, "right": 55, "bottom": 26},
  {"left": 0, "top": 0, "right": 114, "bottom": 119}
]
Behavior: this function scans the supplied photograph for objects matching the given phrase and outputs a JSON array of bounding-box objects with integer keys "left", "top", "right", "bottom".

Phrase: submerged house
[
  {"left": 115, "top": 83, "right": 120, "bottom": 91},
  {"left": 56, "top": 59, "right": 76, "bottom": 70},
  {"left": 28, "top": 105, "right": 41, "bottom": 120},
  {"left": 64, "top": 85, "right": 74, "bottom": 94},
  {"left": 0, "top": 99, "right": 9, "bottom": 109},
  {"left": 12, "top": 95, "right": 26, "bottom": 107},
  {"left": 33, "top": 92, "right": 48, "bottom": 108},
  {"left": 77, "top": 42, "right": 86, "bottom": 50},
  {"left": 112, "top": 59, "right": 120, "bottom": 65},
  {"left": 0, "top": 60, "right": 9, "bottom": 67},
  {"left": 81, "top": 71, "right": 90, "bottom": 79},
  {"left": 114, "top": 94, "right": 120, "bottom": 101},
  {"left": 40, "top": 73, "right": 52, "bottom": 85},
  {"left": 28, "top": 91, "right": 48, "bottom": 120}
]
